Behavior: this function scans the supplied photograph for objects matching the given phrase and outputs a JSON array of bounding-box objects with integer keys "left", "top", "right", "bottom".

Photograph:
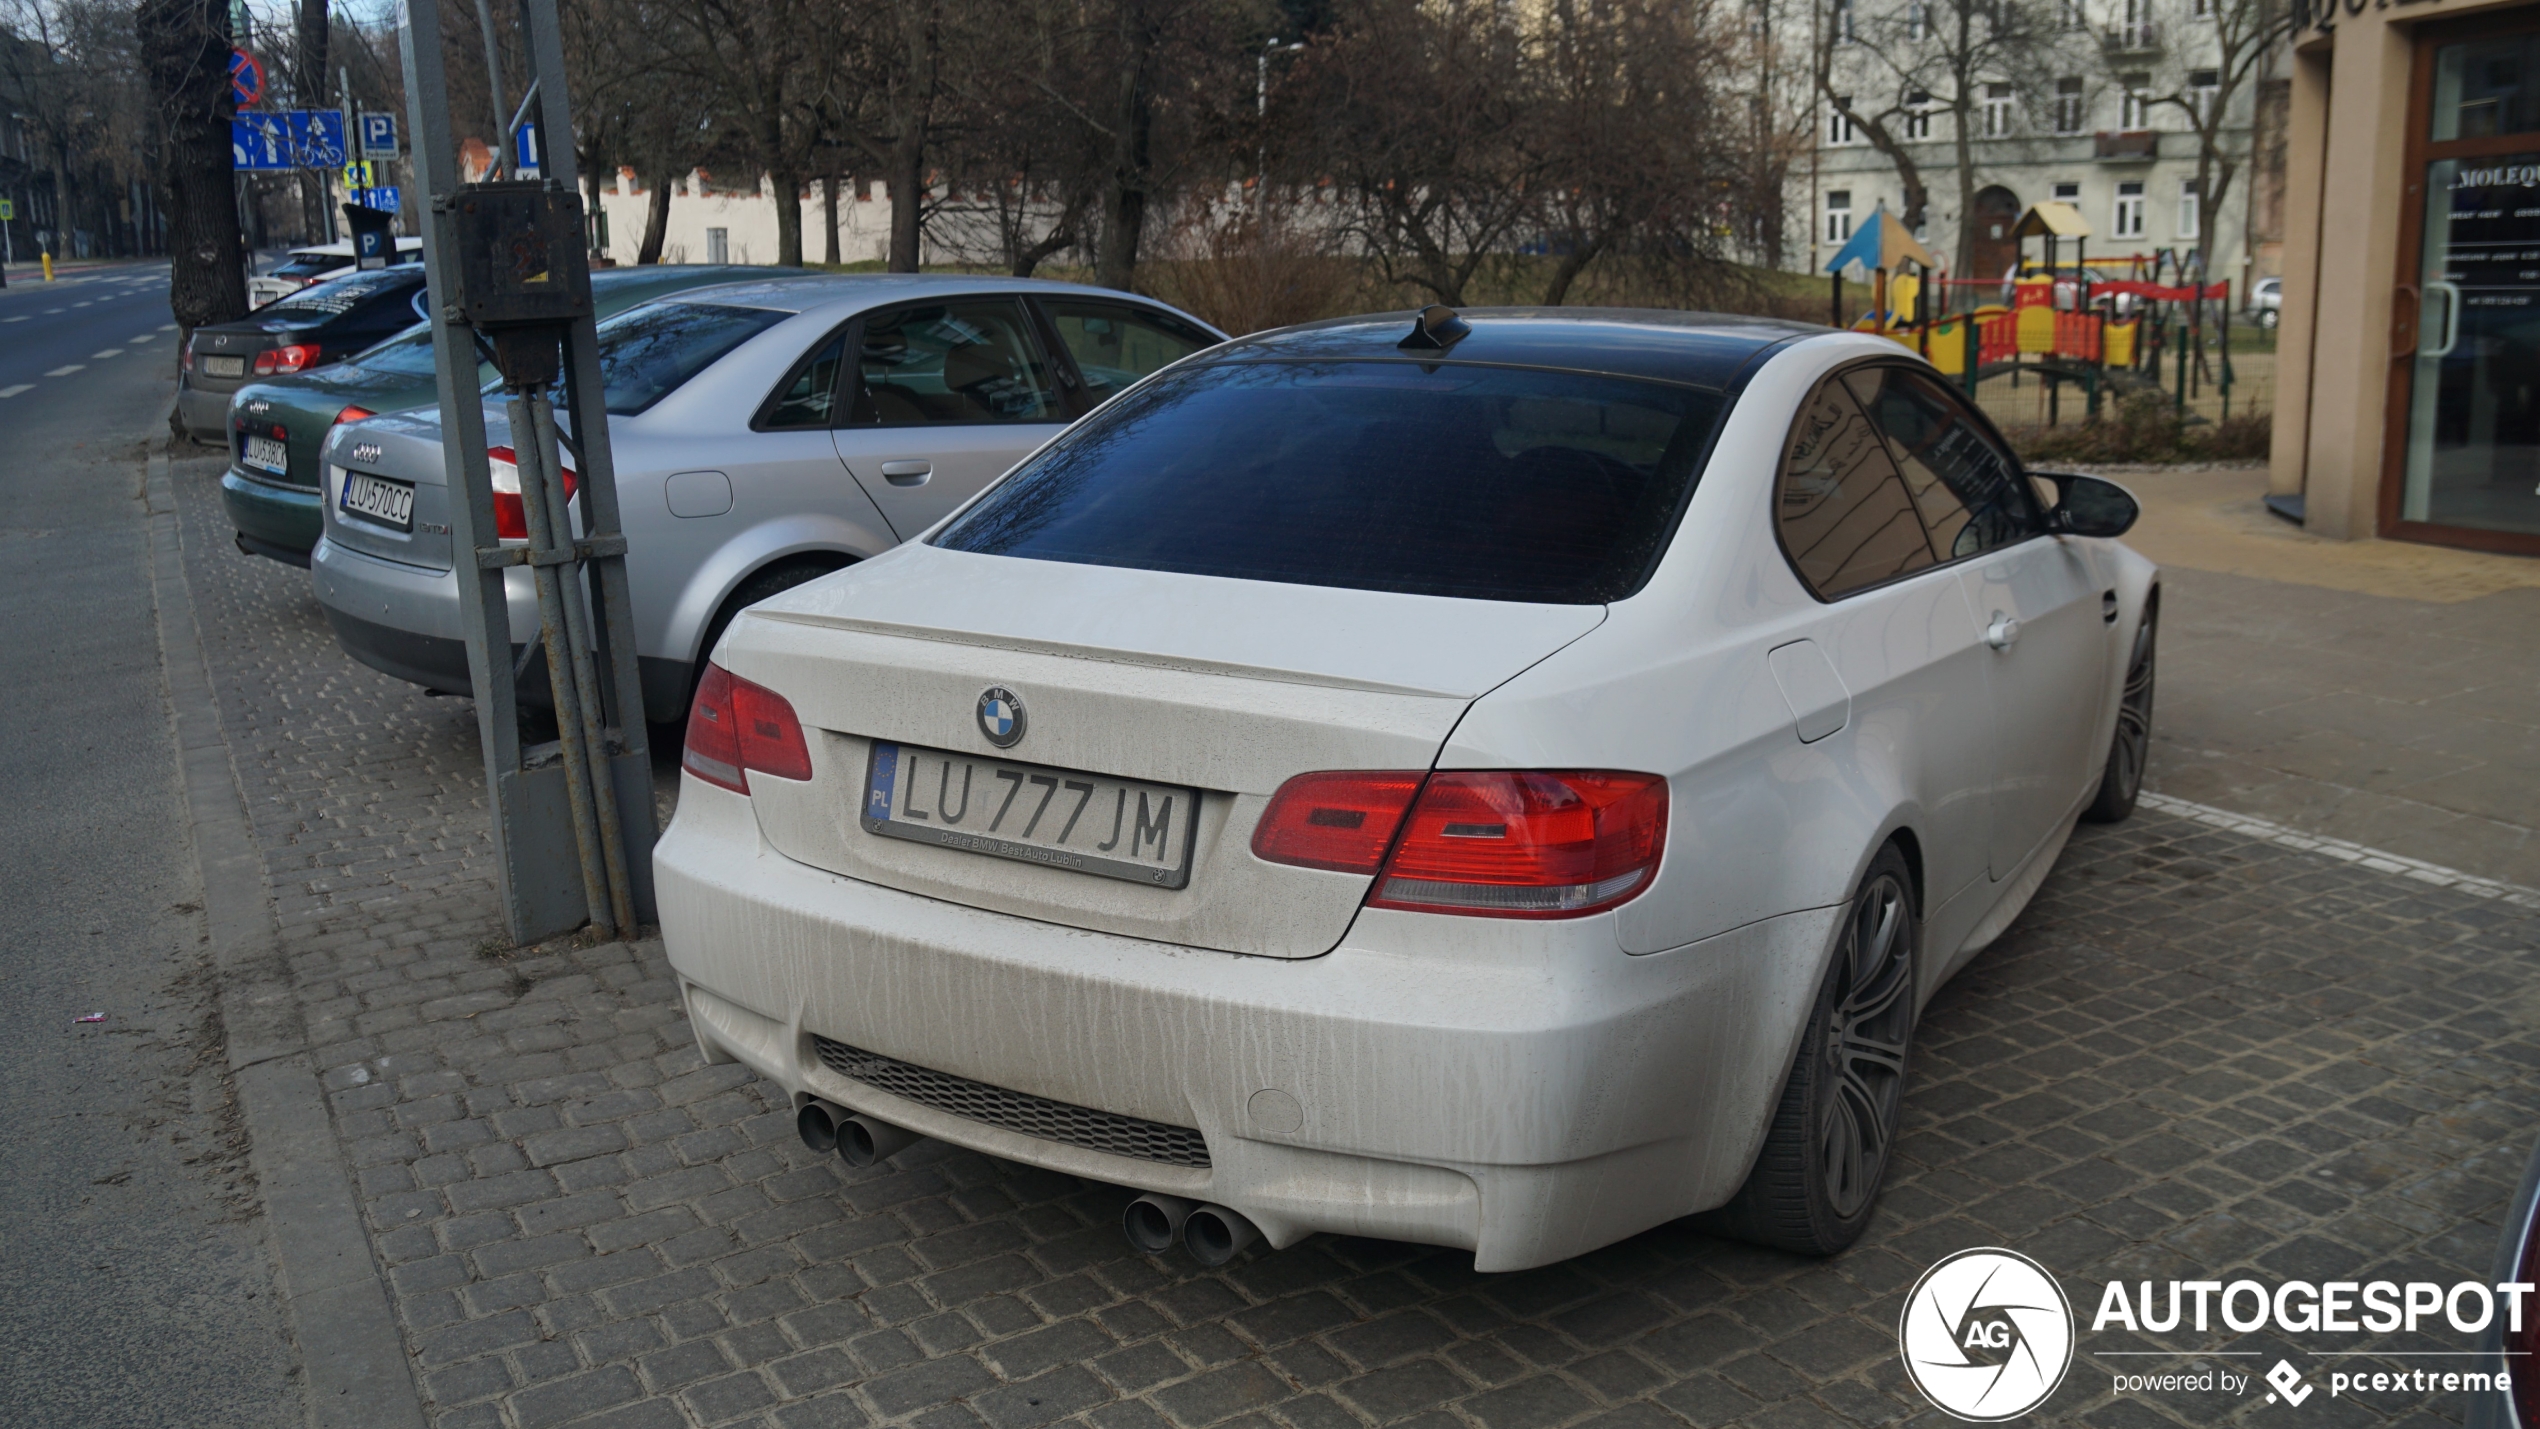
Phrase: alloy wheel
[
  {"left": 1817, "top": 872, "right": 1914, "bottom": 1219},
  {"left": 2108, "top": 613, "right": 2157, "bottom": 806}
]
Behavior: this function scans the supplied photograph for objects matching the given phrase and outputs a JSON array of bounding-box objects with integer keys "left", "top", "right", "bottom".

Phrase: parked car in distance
[
  {"left": 2468, "top": 1130, "right": 2540, "bottom": 1428},
  {"left": 179, "top": 266, "right": 432, "bottom": 442},
  {"left": 222, "top": 265, "right": 785, "bottom": 566},
  {"left": 310, "top": 274, "right": 1223, "bottom": 723},
  {"left": 2248, "top": 275, "right": 2283, "bottom": 328},
  {"left": 656, "top": 308, "right": 2161, "bottom": 1271},
  {"left": 249, "top": 238, "right": 423, "bottom": 308}
]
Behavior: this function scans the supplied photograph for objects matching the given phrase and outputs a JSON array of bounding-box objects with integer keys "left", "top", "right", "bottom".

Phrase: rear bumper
[
  {"left": 311, "top": 535, "right": 694, "bottom": 719},
  {"left": 176, "top": 382, "right": 235, "bottom": 439},
  {"left": 220, "top": 466, "right": 322, "bottom": 559},
  {"left": 656, "top": 775, "right": 1840, "bottom": 1271}
]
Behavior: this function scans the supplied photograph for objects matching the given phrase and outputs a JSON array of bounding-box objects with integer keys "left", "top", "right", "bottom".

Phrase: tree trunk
[
  {"left": 823, "top": 172, "right": 840, "bottom": 265},
  {"left": 888, "top": 135, "right": 925, "bottom": 272},
  {"left": 140, "top": 0, "right": 247, "bottom": 331},
  {"left": 1094, "top": 0, "right": 1156, "bottom": 292},
  {"left": 772, "top": 168, "right": 803, "bottom": 267},
  {"left": 637, "top": 168, "right": 672, "bottom": 264}
]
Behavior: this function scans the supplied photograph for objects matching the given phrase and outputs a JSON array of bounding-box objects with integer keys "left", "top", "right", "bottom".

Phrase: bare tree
[
  {"left": 136, "top": 0, "right": 243, "bottom": 330},
  {"left": 2123, "top": 0, "right": 2291, "bottom": 269}
]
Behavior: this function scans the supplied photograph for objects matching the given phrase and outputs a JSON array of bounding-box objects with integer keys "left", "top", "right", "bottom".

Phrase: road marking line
[
  {"left": 0, "top": 385, "right": 30, "bottom": 398},
  {"left": 129, "top": 334, "right": 155, "bottom": 343},
  {"left": 1, "top": 316, "right": 23, "bottom": 323},
  {"left": 44, "top": 364, "right": 83, "bottom": 376},
  {"left": 43, "top": 307, "right": 62, "bottom": 314},
  {"left": 92, "top": 348, "right": 123, "bottom": 359},
  {"left": 158, "top": 323, "right": 176, "bottom": 331},
  {"left": 72, "top": 301, "right": 90, "bottom": 307},
  {"left": 2139, "top": 792, "right": 2540, "bottom": 907}
]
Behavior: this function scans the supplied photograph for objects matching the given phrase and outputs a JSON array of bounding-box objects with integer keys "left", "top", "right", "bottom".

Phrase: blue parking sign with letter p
[{"left": 360, "top": 112, "right": 398, "bottom": 159}]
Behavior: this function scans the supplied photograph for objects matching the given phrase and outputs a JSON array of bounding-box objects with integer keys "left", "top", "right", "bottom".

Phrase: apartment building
[{"left": 1796, "top": 0, "right": 2284, "bottom": 293}]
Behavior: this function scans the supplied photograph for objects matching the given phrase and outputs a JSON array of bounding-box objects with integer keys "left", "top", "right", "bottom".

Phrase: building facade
[
  {"left": 2268, "top": 0, "right": 2540, "bottom": 551},
  {"left": 1798, "top": 0, "right": 2281, "bottom": 294}
]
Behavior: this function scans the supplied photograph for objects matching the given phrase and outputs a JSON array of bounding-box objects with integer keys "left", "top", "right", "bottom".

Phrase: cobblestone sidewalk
[{"left": 170, "top": 452, "right": 2540, "bottom": 1429}]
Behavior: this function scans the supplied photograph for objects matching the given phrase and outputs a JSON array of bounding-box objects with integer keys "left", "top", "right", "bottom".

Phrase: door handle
[
  {"left": 879, "top": 459, "right": 931, "bottom": 486},
  {"left": 2102, "top": 589, "right": 2120, "bottom": 623},
  {"left": 1985, "top": 613, "right": 2021, "bottom": 650},
  {"left": 2424, "top": 280, "right": 2462, "bottom": 358}
]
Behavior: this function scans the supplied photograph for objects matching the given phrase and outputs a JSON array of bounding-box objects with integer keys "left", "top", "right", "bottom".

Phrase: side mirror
[{"left": 2036, "top": 471, "right": 2140, "bottom": 538}]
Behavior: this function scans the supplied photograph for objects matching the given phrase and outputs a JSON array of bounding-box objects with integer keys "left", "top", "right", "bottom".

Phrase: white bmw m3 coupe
[{"left": 654, "top": 306, "right": 2159, "bottom": 1272}]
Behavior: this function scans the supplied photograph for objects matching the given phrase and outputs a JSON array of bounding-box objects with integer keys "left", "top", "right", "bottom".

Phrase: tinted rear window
[
  {"left": 934, "top": 360, "right": 1724, "bottom": 603},
  {"left": 266, "top": 267, "right": 421, "bottom": 317},
  {"left": 595, "top": 301, "right": 790, "bottom": 414}
]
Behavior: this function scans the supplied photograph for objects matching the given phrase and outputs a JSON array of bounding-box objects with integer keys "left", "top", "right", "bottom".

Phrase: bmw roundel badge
[{"left": 976, "top": 687, "right": 1026, "bottom": 748}]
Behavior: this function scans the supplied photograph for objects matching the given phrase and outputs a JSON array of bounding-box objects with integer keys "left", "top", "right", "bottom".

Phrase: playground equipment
[{"left": 1829, "top": 200, "right": 2241, "bottom": 426}]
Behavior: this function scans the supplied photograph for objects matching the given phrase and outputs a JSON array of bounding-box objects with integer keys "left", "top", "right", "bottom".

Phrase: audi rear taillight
[
  {"left": 682, "top": 663, "right": 812, "bottom": 794},
  {"left": 485, "top": 444, "right": 579, "bottom": 540},
  {"left": 253, "top": 343, "right": 320, "bottom": 375},
  {"left": 1252, "top": 769, "right": 1667, "bottom": 918},
  {"left": 333, "top": 404, "right": 374, "bottom": 427}
]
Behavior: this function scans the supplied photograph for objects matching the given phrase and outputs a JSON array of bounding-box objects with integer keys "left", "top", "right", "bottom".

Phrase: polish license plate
[
  {"left": 862, "top": 741, "right": 1197, "bottom": 888},
  {"left": 340, "top": 470, "right": 414, "bottom": 532},
  {"left": 202, "top": 355, "right": 245, "bottom": 378},
  {"left": 243, "top": 434, "right": 289, "bottom": 475}
]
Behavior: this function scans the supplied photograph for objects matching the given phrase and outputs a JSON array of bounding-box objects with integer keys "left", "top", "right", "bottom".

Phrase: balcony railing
[
  {"left": 2102, "top": 21, "right": 2160, "bottom": 52},
  {"left": 2094, "top": 130, "right": 2159, "bottom": 161}
]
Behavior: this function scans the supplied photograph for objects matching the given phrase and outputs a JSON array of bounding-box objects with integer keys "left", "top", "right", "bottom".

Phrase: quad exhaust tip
[
  {"left": 1124, "top": 1193, "right": 1258, "bottom": 1265},
  {"left": 796, "top": 1100, "right": 921, "bottom": 1167}
]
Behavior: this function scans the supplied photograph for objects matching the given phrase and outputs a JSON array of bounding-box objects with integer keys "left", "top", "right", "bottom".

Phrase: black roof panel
[{"left": 1199, "top": 307, "right": 1823, "bottom": 389}]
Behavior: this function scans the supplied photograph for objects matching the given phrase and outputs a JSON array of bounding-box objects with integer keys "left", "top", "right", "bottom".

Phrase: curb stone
[{"left": 146, "top": 444, "right": 431, "bottom": 1429}]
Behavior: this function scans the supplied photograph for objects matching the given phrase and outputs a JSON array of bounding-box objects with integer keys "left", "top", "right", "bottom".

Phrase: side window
[
  {"left": 1846, "top": 367, "right": 2037, "bottom": 559},
  {"left": 759, "top": 334, "right": 845, "bottom": 430},
  {"left": 849, "top": 300, "right": 1063, "bottom": 426},
  {"left": 1776, "top": 378, "right": 1937, "bottom": 599},
  {"left": 1038, "top": 300, "right": 1216, "bottom": 403}
]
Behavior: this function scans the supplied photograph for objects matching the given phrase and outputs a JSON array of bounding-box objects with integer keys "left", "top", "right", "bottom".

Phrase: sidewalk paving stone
[{"left": 168, "top": 452, "right": 2538, "bottom": 1428}]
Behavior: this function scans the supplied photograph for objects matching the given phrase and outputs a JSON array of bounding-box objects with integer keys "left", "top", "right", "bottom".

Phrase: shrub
[{"left": 2007, "top": 390, "right": 2270, "bottom": 466}]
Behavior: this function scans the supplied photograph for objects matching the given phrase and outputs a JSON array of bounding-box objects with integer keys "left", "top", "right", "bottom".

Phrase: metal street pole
[{"left": 398, "top": 0, "right": 655, "bottom": 945}]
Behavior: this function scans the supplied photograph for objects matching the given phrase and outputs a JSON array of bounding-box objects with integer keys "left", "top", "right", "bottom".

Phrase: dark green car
[{"left": 220, "top": 265, "right": 787, "bottom": 566}]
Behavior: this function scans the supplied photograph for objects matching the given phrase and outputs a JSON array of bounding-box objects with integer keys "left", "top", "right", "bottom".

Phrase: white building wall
[{"left": 595, "top": 169, "right": 897, "bottom": 268}]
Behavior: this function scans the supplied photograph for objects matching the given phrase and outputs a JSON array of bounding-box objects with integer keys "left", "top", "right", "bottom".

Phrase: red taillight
[
  {"left": 180, "top": 343, "right": 194, "bottom": 371},
  {"left": 1251, "top": 771, "right": 1426, "bottom": 873},
  {"left": 485, "top": 444, "right": 579, "bottom": 540},
  {"left": 1253, "top": 769, "right": 1667, "bottom": 918},
  {"left": 681, "top": 663, "right": 811, "bottom": 793},
  {"left": 252, "top": 342, "right": 320, "bottom": 375},
  {"left": 333, "top": 404, "right": 375, "bottom": 427}
]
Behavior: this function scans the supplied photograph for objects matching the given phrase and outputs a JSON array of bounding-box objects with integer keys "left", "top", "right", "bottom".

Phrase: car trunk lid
[
  {"left": 710, "top": 544, "right": 1606, "bottom": 959},
  {"left": 318, "top": 408, "right": 481, "bottom": 573}
]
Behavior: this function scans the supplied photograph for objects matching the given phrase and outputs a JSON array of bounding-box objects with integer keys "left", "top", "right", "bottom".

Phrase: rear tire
[
  {"left": 2082, "top": 597, "right": 2157, "bottom": 824},
  {"left": 1706, "top": 844, "right": 1917, "bottom": 1256},
  {"left": 687, "top": 556, "right": 850, "bottom": 709}
]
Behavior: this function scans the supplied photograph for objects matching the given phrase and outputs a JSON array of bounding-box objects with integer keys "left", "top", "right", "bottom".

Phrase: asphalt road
[{"left": 0, "top": 262, "right": 299, "bottom": 1425}]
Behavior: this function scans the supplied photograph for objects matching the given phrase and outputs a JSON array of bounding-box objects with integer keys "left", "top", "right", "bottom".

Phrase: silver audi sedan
[{"left": 309, "top": 275, "right": 1224, "bottom": 722}]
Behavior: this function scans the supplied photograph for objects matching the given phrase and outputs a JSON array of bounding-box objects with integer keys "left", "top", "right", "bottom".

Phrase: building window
[
  {"left": 2057, "top": 0, "right": 2085, "bottom": 27},
  {"left": 2177, "top": 178, "right": 2200, "bottom": 238},
  {"left": 2054, "top": 180, "right": 2082, "bottom": 201},
  {"left": 1907, "top": 91, "right": 1933, "bottom": 139},
  {"left": 2114, "top": 181, "right": 2145, "bottom": 237},
  {"left": 1906, "top": 0, "right": 1927, "bottom": 39},
  {"left": 706, "top": 227, "right": 730, "bottom": 264},
  {"left": 1982, "top": 82, "right": 2016, "bottom": 137},
  {"left": 2117, "top": 0, "right": 2156, "bottom": 49},
  {"left": 1835, "top": 0, "right": 1856, "bottom": 42},
  {"left": 2120, "top": 75, "right": 2151, "bottom": 129},
  {"left": 2189, "top": 68, "right": 2219, "bottom": 124},
  {"left": 1830, "top": 99, "right": 1858, "bottom": 145},
  {"left": 2054, "top": 76, "right": 2086, "bottom": 133},
  {"left": 2191, "top": 0, "right": 2210, "bottom": 15},
  {"left": 1827, "top": 190, "right": 1854, "bottom": 243}
]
